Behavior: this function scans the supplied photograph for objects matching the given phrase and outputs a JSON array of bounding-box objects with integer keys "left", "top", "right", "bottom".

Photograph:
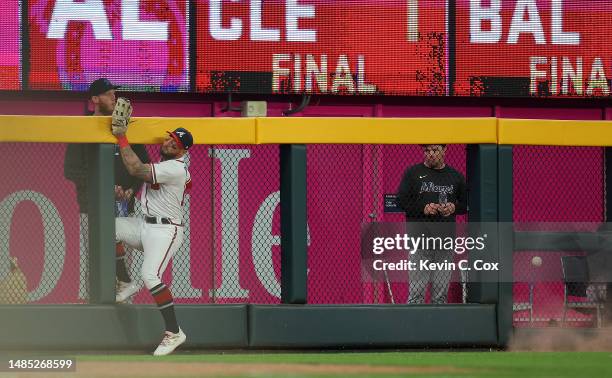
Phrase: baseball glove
[{"left": 111, "top": 97, "right": 133, "bottom": 136}]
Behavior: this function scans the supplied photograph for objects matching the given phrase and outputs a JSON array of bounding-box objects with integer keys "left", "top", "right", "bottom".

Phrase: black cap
[
  {"left": 88, "top": 78, "right": 120, "bottom": 97},
  {"left": 167, "top": 127, "right": 194, "bottom": 150}
]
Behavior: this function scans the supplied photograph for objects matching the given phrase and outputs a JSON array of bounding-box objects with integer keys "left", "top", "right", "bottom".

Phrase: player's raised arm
[
  {"left": 110, "top": 97, "right": 154, "bottom": 183},
  {"left": 117, "top": 141, "right": 153, "bottom": 183}
]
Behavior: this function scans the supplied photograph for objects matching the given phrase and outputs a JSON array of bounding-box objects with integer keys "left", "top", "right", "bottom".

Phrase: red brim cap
[{"left": 167, "top": 131, "right": 185, "bottom": 150}]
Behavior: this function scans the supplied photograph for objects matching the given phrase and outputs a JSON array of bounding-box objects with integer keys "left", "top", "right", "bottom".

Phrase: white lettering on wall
[
  {"left": 252, "top": 192, "right": 282, "bottom": 297},
  {"left": 208, "top": 148, "right": 251, "bottom": 299},
  {"left": 170, "top": 153, "right": 202, "bottom": 298},
  {"left": 252, "top": 191, "right": 311, "bottom": 299},
  {"left": 0, "top": 191, "right": 65, "bottom": 301}
]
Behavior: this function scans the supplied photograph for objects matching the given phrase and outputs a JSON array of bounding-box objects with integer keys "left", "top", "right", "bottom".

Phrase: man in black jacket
[
  {"left": 397, "top": 144, "right": 467, "bottom": 304},
  {"left": 64, "top": 78, "right": 150, "bottom": 300}
]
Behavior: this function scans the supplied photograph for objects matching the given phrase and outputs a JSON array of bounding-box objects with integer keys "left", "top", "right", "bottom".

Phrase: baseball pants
[
  {"left": 115, "top": 217, "right": 183, "bottom": 290},
  {"left": 408, "top": 249, "right": 454, "bottom": 304}
]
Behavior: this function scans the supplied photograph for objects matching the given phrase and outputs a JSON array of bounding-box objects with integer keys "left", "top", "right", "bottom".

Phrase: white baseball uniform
[{"left": 116, "top": 156, "right": 191, "bottom": 290}]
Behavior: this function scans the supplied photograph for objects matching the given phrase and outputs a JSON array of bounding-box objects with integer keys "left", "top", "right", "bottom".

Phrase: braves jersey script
[{"left": 141, "top": 157, "right": 191, "bottom": 223}]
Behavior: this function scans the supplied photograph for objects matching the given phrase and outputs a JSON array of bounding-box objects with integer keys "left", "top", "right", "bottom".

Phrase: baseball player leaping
[{"left": 110, "top": 99, "right": 193, "bottom": 356}]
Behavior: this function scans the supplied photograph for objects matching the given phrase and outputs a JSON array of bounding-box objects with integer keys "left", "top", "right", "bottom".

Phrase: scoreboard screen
[
  {"left": 1, "top": 1, "right": 610, "bottom": 98},
  {"left": 455, "top": 0, "right": 612, "bottom": 97},
  {"left": 0, "top": 1, "right": 21, "bottom": 90},
  {"left": 27, "top": 0, "right": 189, "bottom": 92},
  {"left": 195, "top": 0, "right": 448, "bottom": 96}
]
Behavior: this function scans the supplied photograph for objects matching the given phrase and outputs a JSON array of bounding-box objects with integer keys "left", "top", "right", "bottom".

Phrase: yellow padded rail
[
  {"left": 257, "top": 117, "right": 497, "bottom": 144},
  {"left": 5, "top": 115, "right": 612, "bottom": 146},
  {"left": 0, "top": 116, "right": 257, "bottom": 144},
  {"left": 498, "top": 118, "right": 612, "bottom": 146}
]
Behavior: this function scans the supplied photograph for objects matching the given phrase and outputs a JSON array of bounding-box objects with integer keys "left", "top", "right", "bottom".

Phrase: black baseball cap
[
  {"left": 167, "top": 127, "right": 194, "bottom": 150},
  {"left": 88, "top": 78, "right": 120, "bottom": 97}
]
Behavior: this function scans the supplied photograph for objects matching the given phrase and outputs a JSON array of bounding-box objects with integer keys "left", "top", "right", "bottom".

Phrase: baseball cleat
[
  {"left": 153, "top": 328, "right": 186, "bottom": 356},
  {"left": 116, "top": 281, "right": 140, "bottom": 303}
]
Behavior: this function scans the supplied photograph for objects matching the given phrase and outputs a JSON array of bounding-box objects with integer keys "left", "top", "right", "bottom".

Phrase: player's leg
[
  {"left": 141, "top": 224, "right": 186, "bottom": 356},
  {"left": 115, "top": 217, "right": 143, "bottom": 302},
  {"left": 431, "top": 250, "right": 454, "bottom": 304},
  {"left": 141, "top": 224, "right": 183, "bottom": 331},
  {"left": 408, "top": 250, "right": 430, "bottom": 304}
]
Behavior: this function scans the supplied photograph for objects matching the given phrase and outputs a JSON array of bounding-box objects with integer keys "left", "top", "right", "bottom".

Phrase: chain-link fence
[
  {"left": 513, "top": 145, "right": 606, "bottom": 327},
  {"left": 7, "top": 140, "right": 608, "bottom": 316},
  {"left": 307, "top": 144, "right": 468, "bottom": 304},
  {"left": 125, "top": 144, "right": 281, "bottom": 305},
  {"left": 0, "top": 143, "right": 85, "bottom": 304},
  {"left": 0, "top": 142, "right": 281, "bottom": 305}
]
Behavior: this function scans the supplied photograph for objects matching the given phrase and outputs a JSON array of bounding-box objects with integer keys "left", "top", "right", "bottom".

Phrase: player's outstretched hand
[{"left": 111, "top": 97, "right": 133, "bottom": 136}]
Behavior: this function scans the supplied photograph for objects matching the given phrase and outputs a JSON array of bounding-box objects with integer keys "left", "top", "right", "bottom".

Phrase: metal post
[
  {"left": 87, "top": 144, "right": 115, "bottom": 304},
  {"left": 280, "top": 144, "right": 308, "bottom": 304},
  {"left": 498, "top": 145, "right": 514, "bottom": 347},
  {"left": 466, "top": 144, "right": 499, "bottom": 304}
]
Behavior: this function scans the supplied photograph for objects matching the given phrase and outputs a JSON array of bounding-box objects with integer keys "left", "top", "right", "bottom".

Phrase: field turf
[{"left": 71, "top": 351, "right": 612, "bottom": 377}]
